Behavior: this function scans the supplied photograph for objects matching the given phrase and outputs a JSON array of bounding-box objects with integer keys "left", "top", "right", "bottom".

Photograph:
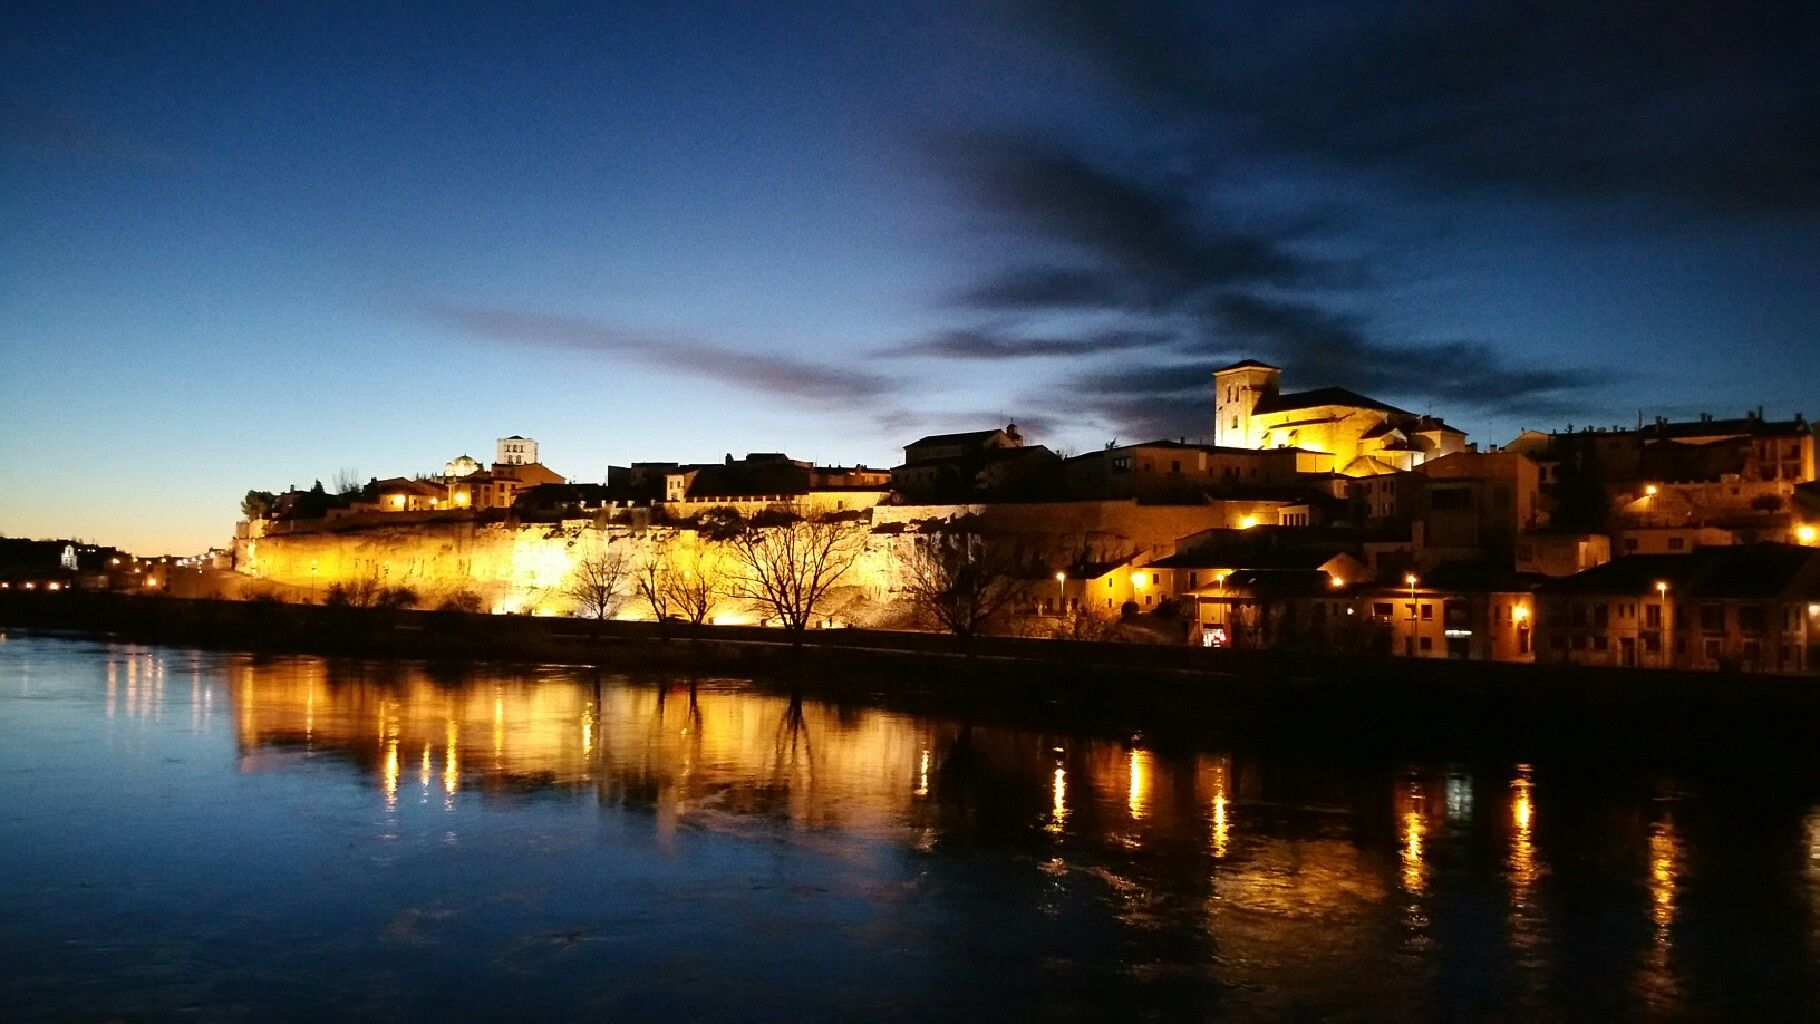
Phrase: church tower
[{"left": 1213, "top": 360, "right": 1280, "bottom": 448}]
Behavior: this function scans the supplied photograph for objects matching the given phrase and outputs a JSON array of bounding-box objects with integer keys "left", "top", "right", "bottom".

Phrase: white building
[{"left": 496, "top": 435, "right": 539, "bottom": 466}]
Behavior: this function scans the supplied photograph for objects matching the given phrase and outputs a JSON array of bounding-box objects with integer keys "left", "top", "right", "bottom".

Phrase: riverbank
[{"left": 6, "top": 591, "right": 1820, "bottom": 767}]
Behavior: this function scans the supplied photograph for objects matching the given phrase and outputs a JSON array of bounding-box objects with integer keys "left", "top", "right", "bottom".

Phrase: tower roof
[{"left": 1214, "top": 359, "right": 1280, "bottom": 373}]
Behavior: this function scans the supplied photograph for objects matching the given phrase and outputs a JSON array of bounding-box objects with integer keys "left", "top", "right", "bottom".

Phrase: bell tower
[{"left": 1213, "top": 360, "right": 1280, "bottom": 448}]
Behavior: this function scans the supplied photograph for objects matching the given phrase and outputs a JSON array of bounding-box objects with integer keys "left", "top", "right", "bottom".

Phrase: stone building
[
  {"left": 1534, "top": 544, "right": 1820, "bottom": 673},
  {"left": 1212, "top": 360, "right": 1468, "bottom": 474}
]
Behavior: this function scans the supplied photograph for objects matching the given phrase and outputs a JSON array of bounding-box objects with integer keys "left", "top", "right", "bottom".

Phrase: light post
[
  {"left": 1404, "top": 572, "right": 1420, "bottom": 657},
  {"left": 1054, "top": 570, "right": 1066, "bottom": 617},
  {"left": 1655, "top": 580, "right": 1670, "bottom": 668}
]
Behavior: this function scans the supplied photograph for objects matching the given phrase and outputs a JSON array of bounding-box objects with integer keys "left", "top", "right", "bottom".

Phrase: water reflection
[{"left": 16, "top": 639, "right": 1820, "bottom": 1021}]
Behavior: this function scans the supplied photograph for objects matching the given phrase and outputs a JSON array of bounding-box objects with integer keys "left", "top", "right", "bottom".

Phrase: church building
[{"left": 1213, "top": 360, "right": 1467, "bottom": 476}]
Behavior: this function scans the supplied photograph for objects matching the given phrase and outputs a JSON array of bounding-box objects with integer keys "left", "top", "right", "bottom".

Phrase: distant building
[
  {"left": 496, "top": 435, "right": 539, "bottom": 466},
  {"left": 1534, "top": 543, "right": 1820, "bottom": 673},
  {"left": 1415, "top": 450, "right": 1543, "bottom": 564},
  {"left": 892, "top": 424, "right": 1035, "bottom": 499},
  {"left": 442, "top": 454, "right": 482, "bottom": 478},
  {"left": 1506, "top": 411, "right": 1815, "bottom": 520},
  {"left": 1213, "top": 360, "right": 1468, "bottom": 474},
  {"left": 373, "top": 478, "right": 444, "bottom": 512},
  {"left": 607, "top": 453, "right": 891, "bottom": 516},
  {"left": 1063, "top": 440, "right": 1301, "bottom": 501}
]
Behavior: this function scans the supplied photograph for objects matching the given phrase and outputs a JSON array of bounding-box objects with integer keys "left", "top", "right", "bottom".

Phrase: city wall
[{"left": 234, "top": 519, "right": 901, "bottom": 621}]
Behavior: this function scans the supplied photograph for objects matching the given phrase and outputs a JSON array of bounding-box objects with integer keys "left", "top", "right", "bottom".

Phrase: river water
[{"left": 2, "top": 631, "right": 1818, "bottom": 1021}]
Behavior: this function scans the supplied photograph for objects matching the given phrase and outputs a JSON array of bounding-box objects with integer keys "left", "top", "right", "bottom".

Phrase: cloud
[
  {"left": 880, "top": 324, "right": 1175, "bottom": 360},
  {"left": 1205, "top": 294, "right": 1599, "bottom": 413},
  {"left": 406, "top": 300, "right": 894, "bottom": 403},
  {"left": 931, "top": 131, "right": 1333, "bottom": 297},
  {"left": 949, "top": 264, "right": 1137, "bottom": 312},
  {"left": 919, "top": 127, "right": 1603, "bottom": 438},
  {"left": 1016, "top": 0, "right": 1820, "bottom": 215}
]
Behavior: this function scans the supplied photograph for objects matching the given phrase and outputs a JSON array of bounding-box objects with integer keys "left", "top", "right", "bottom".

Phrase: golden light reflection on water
[
  {"left": 1649, "top": 817, "right": 1679, "bottom": 933},
  {"left": 383, "top": 738, "right": 399, "bottom": 809},
  {"left": 1399, "top": 782, "right": 1428, "bottom": 896},
  {"left": 1127, "top": 748, "right": 1152, "bottom": 821},
  {"left": 1206, "top": 757, "right": 1231, "bottom": 859},
  {"left": 46, "top": 643, "right": 1820, "bottom": 1020},
  {"left": 1511, "top": 766, "right": 1536, "bottom": 888},
  {"left": 443, "top": 718, "right": 459, "bottom": 798},
  {"left": 1508, "top": 765, "right": 1543, "bottom": 962}
]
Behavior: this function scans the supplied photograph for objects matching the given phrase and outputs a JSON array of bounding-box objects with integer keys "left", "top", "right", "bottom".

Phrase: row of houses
[{"left": 234, "top": 359, "right": 1820, "bottom": 673}]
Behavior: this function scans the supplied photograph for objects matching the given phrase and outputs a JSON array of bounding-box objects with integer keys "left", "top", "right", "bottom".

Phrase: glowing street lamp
[
  {"left": 1798, "top": 524, "right": 1816, "bottom": 545},
  {"left": 1054, "top": 570, "right": 1066, "bottom": 615}
]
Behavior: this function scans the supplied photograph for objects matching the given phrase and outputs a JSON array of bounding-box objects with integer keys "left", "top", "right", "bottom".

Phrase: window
[
  {"left": 1738, "top": 605, "right": 1768, "bottom": 633},
  {"left": 1420, "top": 604, "right": 1433, "bottom": 620},
  {"left": 1668, "top": 537, "right": 1685, "bottom": 551},
  {"left": 1625, "top": 538, "right": 1639, "bottom": 552},
  {"left": 1188, "top": 572, "right": 1198, "bottom": 588},
  {"left": 1593, "top": 605, "right": 1609, "bottom": 628},
  {"left": 1373, "top": 602, "right": 1394, "bottom": 618},
  {"left": 1419, "top": 637, "right": 1433, "bottom": 651},
  {"left": 1703, "top": 638, "right": 1721, "bottom": 661},
  {"left": 1644, "top": 634, "right": 1660, "bottom": 652},
  {"left": 1430, "top": 488, "right": 1472, "bottom": 511},
  {"left": 1699, "top": 605, "right": 1724, "bottom": 631},
  {"left": 1593, "top": 636, "right": 1608, "bottom": 651},
  {"left": 1170, "top": 460, "right": 1181, "bottom": 474},
  {"left": 1646, "top": 604, "right": 1662, "bottom": 628}
]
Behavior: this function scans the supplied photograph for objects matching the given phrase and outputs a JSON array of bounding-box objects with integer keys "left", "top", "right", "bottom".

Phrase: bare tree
[
  {"left": 725, "top": 510, "right": 865, "bottom": 637},
  {"left": 634, "top": 540, "right": 676, "bottom": 623},
  {"left": 664, "top": 540, "right": 727, "bottom": 626},
  {"left": 900, "top": 528, "right": 1033, "bottom": 639},
  {"left": 563, "top": 538, "right": 633, "bottom": 619},
  {"left": 331, "top": 467, "right": 363, "bottom": 496}
]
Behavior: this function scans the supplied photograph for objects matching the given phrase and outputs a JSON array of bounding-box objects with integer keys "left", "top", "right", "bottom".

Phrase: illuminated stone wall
[{"left": 235, "top": 518, "right": 903, "bottom": 623}]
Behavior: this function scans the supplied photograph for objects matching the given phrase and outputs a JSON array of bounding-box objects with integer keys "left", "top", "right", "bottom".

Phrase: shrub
[
  {"left": 376, "top": 586, "right": 419, "bottom": 610},
  {"left": 437, "top": 589, "right": 484, "bottom": 614}
]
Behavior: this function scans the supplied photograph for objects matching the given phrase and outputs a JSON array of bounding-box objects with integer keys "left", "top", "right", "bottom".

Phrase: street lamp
[
  {"left": 1054, "top": 570, "right": 1066, "bottom": 616},
  {"left": 1655, "top": 580, "right": 1670, "bottom": 667},
  {"left": 1403, "top": 572, "right": 1420, "bottom": 657}
]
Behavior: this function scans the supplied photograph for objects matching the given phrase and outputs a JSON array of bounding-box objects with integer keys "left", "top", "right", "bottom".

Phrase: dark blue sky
[{"left": 4, "top": 1, "right": 1817, "bottom": 552}]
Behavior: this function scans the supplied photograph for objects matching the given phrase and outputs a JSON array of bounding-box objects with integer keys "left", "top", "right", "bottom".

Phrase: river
[{"left": 2, "top": 631, "right": 1818, "bottom": 1020}]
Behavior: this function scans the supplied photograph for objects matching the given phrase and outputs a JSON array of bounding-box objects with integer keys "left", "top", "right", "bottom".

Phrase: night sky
[{"left": 4, "top": 1, "right": 1817, "bottom": 553}]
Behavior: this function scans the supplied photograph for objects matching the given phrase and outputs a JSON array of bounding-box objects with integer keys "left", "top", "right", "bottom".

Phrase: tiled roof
[
  {"left": 1537, "top": 544, "right": 1820, "bottom": 599},
  {"left": 1255, "top": 386, "right": 1409, "bottom": 416}
]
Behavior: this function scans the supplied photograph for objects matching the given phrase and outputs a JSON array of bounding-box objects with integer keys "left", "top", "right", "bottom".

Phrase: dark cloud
[
  {"left": 921, "top": 128, "right": 1601, "bottom": 437},
  {"left": 1018, "top": 0, "right": 1820, "bottom": 215},
  {"left": 1206, "top": 294, "right": 1600, "bottom": 414},
  {"left": 880, "top": 324, "right": 1175, "bottom": 360},
  {"left": 931, "top": 131, "right": 1333, "bottom": 297},
  {"left": 406, "top": 300, "right": 894, "bottom": 403},
  {"left": 949, "top": 264, "right": 1136, "bottom": 312}
]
